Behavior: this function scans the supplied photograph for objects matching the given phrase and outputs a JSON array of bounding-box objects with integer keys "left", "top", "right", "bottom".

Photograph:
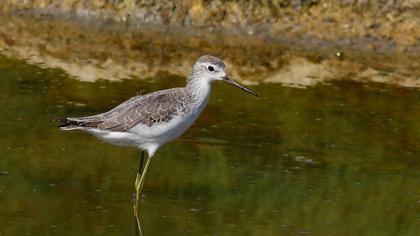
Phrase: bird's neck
[{"left": 186, "top": 77, "right": 212, "bottom": 102}]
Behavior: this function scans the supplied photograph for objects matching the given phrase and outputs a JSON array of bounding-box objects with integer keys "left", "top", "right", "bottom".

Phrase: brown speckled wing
[{"left": 68, "top": 88, "right": 192, "bottom": 131}]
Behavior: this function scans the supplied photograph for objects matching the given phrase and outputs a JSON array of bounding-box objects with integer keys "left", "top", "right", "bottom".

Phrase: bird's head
[{"left": 188, "top": 55, "right": 259, "bottom": 97}]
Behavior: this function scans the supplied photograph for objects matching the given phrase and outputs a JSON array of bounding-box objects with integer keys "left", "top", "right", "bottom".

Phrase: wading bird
[{"left": 56, "top": 55, "right": 258, "bottom": 221}]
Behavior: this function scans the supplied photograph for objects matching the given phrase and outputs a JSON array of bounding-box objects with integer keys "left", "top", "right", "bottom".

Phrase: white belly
[
  {"left": 86, "top": 110, "right": 202, "bottom": 155},
  {"left": 129, "top": 96, "right": 208, "bottom": 148},
  {"left": 129, "top": 112, "right": 198, "bottom": 145}
]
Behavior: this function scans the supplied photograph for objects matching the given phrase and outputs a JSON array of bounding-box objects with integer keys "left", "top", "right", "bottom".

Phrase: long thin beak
[{"left": 222, "top": 76, "right": 259, "bottom": 97}]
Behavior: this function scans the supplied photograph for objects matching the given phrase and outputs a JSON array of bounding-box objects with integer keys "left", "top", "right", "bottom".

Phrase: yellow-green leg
[
  {"left": 134, "top": 151, "right": 146, "bottom": 235},
  {"left": 133, "top": 150, "right": 154, "bottom": 212},
  {"left": 134, "top": 150, "right": 145, "bottom": 214},
  {"left": 135, "top": 154, "right": 153, "bottom": 199},
  {"left": 134, "top": 153, "right": 153, "bottom": 234}
]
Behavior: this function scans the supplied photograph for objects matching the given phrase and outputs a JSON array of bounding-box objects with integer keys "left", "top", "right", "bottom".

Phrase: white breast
[{"left": 129, "top": 85, "right": 210, "bottom": 148}]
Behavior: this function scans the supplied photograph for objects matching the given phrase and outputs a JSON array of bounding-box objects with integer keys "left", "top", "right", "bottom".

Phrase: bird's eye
[{"left": 208, "top": 66, "right": 214, "bottom": 72}]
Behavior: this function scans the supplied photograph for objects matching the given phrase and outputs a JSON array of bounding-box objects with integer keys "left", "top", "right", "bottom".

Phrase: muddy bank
[
  {"left": 2, "top": 0, "right": 420, "bottom": 48},
  {"left": 0, "top": 9, "right": 419, "bottom": 87}
]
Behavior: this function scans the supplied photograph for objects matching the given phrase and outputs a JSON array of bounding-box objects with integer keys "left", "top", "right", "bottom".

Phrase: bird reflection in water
[{"left": 134, "top": 213, "right": 144, "bottom": 236}]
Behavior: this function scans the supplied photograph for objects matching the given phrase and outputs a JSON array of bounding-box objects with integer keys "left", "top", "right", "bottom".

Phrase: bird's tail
[
  {"left": 54, "top": 117, "right": 98, "bottom": 130},
  {"left": 54, "top": 118, "right": 78, "bottom": 130}
]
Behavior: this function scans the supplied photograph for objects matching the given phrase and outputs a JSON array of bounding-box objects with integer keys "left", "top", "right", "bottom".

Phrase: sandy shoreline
[{"left": 0, "top": 4, "right": 419, "bottom": 87}]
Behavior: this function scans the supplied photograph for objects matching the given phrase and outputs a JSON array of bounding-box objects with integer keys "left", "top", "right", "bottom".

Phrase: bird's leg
[
  {"left": 135, "top": 150, "right": 145, "bottom": 193},
  {"left": 134, "top": 155, "right": 154, "bottom": 213},
  {"left": 136, "top": 154, "right": 153, "bottom": 196},
  {"left": 133, "top": 150, "right": 154, "bottom": 234},
  {"left": 134, "top": 150, "right": 145, "bottom": 215},
  {"left": 134, "top": 150, "right": 154, "bottom": 213},
  {"left": 134, "top": 150, "right": 146, "bottom": 234}
]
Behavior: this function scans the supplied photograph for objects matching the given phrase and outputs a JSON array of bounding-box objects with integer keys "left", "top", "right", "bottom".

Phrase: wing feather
[{"left": 63, "top": 88, "right": 191, "bottom": 132}]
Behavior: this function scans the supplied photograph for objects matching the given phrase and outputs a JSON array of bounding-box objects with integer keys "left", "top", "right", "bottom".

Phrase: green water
[{"left": 0, "top": 54, "right": 419, "bottom": 236}]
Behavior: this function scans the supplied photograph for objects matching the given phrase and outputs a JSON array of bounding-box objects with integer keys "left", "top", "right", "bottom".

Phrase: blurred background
[{"left": 0, "top": 1, "right": 419, "bottom": 235}]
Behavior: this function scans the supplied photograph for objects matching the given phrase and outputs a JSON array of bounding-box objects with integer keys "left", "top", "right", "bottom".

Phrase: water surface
[{"left": 0, "top": 55, "right": 419, "bottom": 235}]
